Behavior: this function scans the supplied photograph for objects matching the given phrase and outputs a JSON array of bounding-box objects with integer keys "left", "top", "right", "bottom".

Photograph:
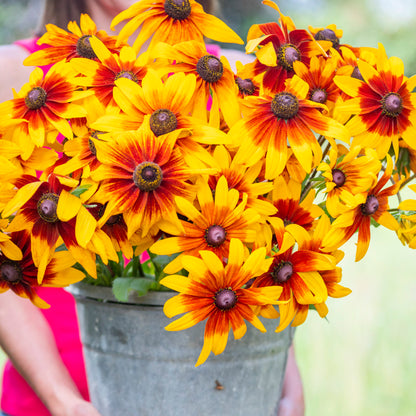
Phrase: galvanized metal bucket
[{"left": 69, "top": 282, "right": 294, "bottom": 416}]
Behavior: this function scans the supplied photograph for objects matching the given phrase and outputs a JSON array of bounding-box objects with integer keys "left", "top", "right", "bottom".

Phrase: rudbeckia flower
[
  {"left": 150, "top": 175, "right": 262, "bottom": 273},
  {"left": 153, "top": 41, "right": 241, "bottom": 128},
  {"left": 23, "top": 13, "right": 123, "bottom": 67},
  {"left": 0, "top": 136, "right": 58, "bottom": 179},
  {"left": 71, "top": 37, "right": 150, "bottom": 110},
  {"left": 91, "top": 129, "right": 206, "bottom": 238},
  {"left": 0, "top": 223, "right": 22, "bottom": 262},
  {"left": 160, "top": 238, "right": 283, "bottom": 366},
  {"left": 252, "top": 229, "right": 336, "bottom": 332},
  {"left": 244, "top": 0, "right": 329, "bottom": 92},
  {"left": 334, "top": 43, "right": 416, "bottom": 158},
  {"left": 0, "top": 62, "right": 90, "bottom": 156},
  {"left": 257, "top": 176, "right": 322, "bottom": 252},
  {"left": 0, "top": 230, "right": 84, "bottom": 308},
  {"left": 232, "top": 75, "right": 350, "bottom": 179},
  {"left": 111, "top": 0, "right": 243, "bottom": 53},
  {"left": 318, "top": 145, "right": 381, "bottom": 217},
  {"left": 323, "top": 155, "right": 401, "bottom": 261},
  {"left": 92, "top": 69, "right": 229, "bottom": 167},
  {"left": 293, "top": 55, "right": 340, "bottom": 114},
  {"left": 2, "top": 174, "right": 97, "bottom": 282},
  {"left": 208, "top": 145, "right": 276, "bottom": 216}
]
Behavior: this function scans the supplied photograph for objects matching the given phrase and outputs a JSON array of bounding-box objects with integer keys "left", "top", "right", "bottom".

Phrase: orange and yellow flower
[
  {"left": 323, "top": 156, "right": 401, "bottom": 261},
  {"left": 232, "top": 75, "right": 349, "bottom": 179},
  {"left": 2, "top": 174, "right": 97, "bottom": 282},
  {"left": 0, "top": 62, "right": 89, "bottom": 155},
  {"left": 150, "top": 175, "right": 262, "bottom": 273},
  {"left": 160, "top": 238, "right": 283, "bottom": 366},
  {"left": 318, "top": 145, "right": 381, "bottom": 217},
  {"left": 253, "top": 228, "right": 336, "bottom": 332},
  {"left": 334, "top": 43, "right": 416, "bottom": 158},
  {"left": 153, "top": 41, "right": 241, "bottom": 128},
  {"left": 111, "top": 0, "right": 243, "bottom": 53},
  {"left": 23, "top": 13, "right": 123, "bottom": 66},
  {"left": 91, "top": 129, "right": 202, "bottom": 239},
  {"left": 0, "top": 230, "right": 84, "bottom": 308},
  {"left": 71, "top": 37, "right": 150, "bottom": 110},
  {"left": 244, "top": 0, "right": 329, "bottom": 92},
  {"left": 92, "top": 69, "right": 229, "bottom": 167}
]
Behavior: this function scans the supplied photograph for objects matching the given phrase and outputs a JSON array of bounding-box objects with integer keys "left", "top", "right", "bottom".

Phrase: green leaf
[
  {"left": 71, "top": 184, "right": 92, "bottom": 198},
  {"left": 112, "top": 277, "right": 157, "bottom": 302}
]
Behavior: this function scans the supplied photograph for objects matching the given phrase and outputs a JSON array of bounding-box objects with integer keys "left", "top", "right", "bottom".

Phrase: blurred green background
[{"left": 1, "top": 0, "right": 416, "bottom": 415}]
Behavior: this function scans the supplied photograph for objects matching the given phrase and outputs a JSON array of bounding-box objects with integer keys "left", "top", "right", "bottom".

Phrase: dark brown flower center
[
  {"left": 272, "top": 261, "right": 293, "bottom": 284},
  {"left": 351, "top": 66, "right": 364, "bottom": 81},
  {"left": 205, "top": 225, "right": 227, "bottom": 247},
  {"left": 314, "top": 29, "right": 339, "bottom": 49},
  {"left": 310, "top": 88, "right": 328, "bottom": 104},
  {"left": 164, "top": 0, "right": 191, "bottom": 20},
  {"left": 133, "top": 162, "right": 163, "bottom": 191},
  {"left": 25, "top": 87, "right": 47, "bottom": 110},
  {"left": 235, "top": 77, "right": 256, "bottom": 96},
  {"left": 115, "top": 70, "right": 139, "bottom": 83},
  {"left": 214, "top": 288, "right": 237, "bottom": 310},
  {"left": 149, "top": 109, "right": 178, "bottom": 136},
  {"left": 271, "top": 92, "right": 299, "bottom": 119},
  {"left": 382, "top": 92, "right": 403, "bottom": 117},
  {"left": 332, "top": 168, "right": 346, "bottom": 187},
  {"left": 106, "top": 214, "right": 122, "bottom": 226},
  {"left": 0, "top": 261, "right": 23, "bottom": 284},
  {"left": 76, "top": 35, "right": 97, "bottom": 59},
  {"left": 278, "top": 44, "right": 300, "bottom": 71},
  {"left": 88, "top": 138, "right": 97, "bottom": 155},
  {"left": 37, "top": 193, "right": 59, "bottom": 223},
  {"left": 361, "top": 194, "right": 379, "bottom": 216},
  {"left": 196, "top": 55, "right": 224, "bottom": 83}
]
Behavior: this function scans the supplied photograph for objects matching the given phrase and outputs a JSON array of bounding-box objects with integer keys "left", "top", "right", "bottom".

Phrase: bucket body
[{"left": 70, "top": 283, "right": 294, "bottom": 416}]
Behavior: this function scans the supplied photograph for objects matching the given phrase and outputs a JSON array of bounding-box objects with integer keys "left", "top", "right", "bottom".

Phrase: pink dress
[{"left": 1, "top": 38, "right": 89, "bottom": 416}]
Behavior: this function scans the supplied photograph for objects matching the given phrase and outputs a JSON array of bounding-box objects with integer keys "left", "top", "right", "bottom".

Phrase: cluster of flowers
[{"left": 1, "top": 0, "right": 416, "bottom": 365}]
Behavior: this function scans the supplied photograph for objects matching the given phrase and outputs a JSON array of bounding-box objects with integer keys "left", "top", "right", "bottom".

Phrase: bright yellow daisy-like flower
[
  {"left": 92, "top": 129, "right": 202, "bottom": 239},
  {"left": 232, "top": 75, "right": 349, "bottom": 179},
  {"left": 293, "top": 55, "right": 340, "bottom": 115},
  {"left": 0, "top": 222, "right": 22, "bottom": 262},
  {"left": 2, "top": 174, "right": 97, "bottom": 282},
  {"left": 153, "top": 41, "right": 241, "bottom": 128},
  {"left": 92, "top": 69, "right": 229, "bottom": 167},
  {"left": 150, "top": 175, "right": 262, "bottom": 273},
  {"left": 300, "top": 215, "right": 351, "bottom": 321},
  {"left": 318, "top": 145, "right": 381, "bottom": 218},
  {"left": 0, "top": 62, "right": 89, "bottom": 156},
  {"left": 208, "top": 145, "right": 276, "bottom": 217},
  {"left": 323, "top": 155, "right": 401, "bottom": 261},
  {"left": 71, "top": 37, "right": 150, "bottom": 110},
  {"left": 23, "top": 13, "right": 123, "bottom": 67},
  {"left": 260, "top": 176, "right": 323, "bottom": 252},
  {"left": 0, "top": 230, "right": 84, "bottom": 308},
  {"left": 244, "top": 0, "right": 330, "bottom": 92},
  {"left": 334, "top": 43, "right": 416, "bottom": 158},
  {"left": 252, "top": 226, "right": 336, "bottom": 332},
  {"left": 160, "top": 238, "right": 283, "bottom": 366},
  {"left": 111, "top": 0, "right": 243, "bottom": 53}
]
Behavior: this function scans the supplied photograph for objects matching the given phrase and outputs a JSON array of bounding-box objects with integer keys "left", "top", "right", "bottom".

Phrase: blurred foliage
[{"left": 0, "top": 0, "right": 42, "bottom": 43}]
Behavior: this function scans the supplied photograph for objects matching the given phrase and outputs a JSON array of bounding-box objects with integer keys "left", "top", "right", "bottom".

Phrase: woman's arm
[
  {"left": 0, "top": 44, "right": 34, "bottom": 101},
  {"left": 278, "top": 343, "right": 305, "bottom": 416},
  {"left": 0, "top": 290, "right": 101, "bottom": 416}
]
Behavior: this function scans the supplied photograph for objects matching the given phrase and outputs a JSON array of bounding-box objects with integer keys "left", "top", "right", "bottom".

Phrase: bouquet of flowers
[{"left": 1, "top": 0, "right": 416, "bottom": 366}]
